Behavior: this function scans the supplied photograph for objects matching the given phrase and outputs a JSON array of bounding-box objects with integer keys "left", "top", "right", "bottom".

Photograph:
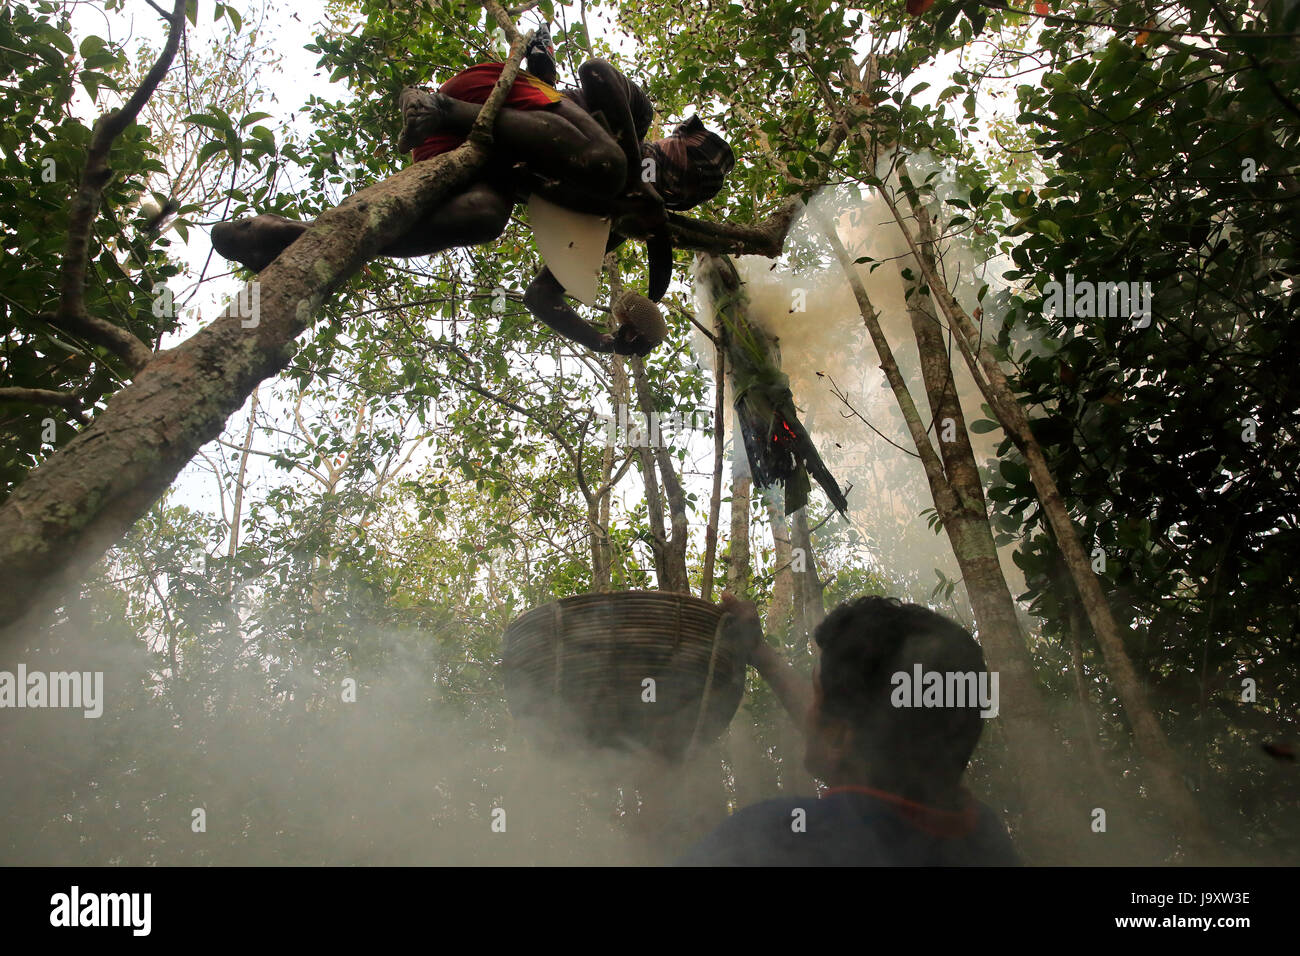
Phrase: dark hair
[{"left": 813, "top": 595, "right": 989, "bottom": 786}]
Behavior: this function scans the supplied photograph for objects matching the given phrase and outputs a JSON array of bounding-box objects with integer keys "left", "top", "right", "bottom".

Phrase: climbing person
[
  {"left": 211, "top": 26, "right": 734, "bottom": 356},
  {"left": 401, "top": 32, "right": 733, "bottom": 355}
]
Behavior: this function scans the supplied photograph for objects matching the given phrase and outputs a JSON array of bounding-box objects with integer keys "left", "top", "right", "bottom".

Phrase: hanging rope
[{"left": 685, "top": 609, "right": 731, "bottom": 761}]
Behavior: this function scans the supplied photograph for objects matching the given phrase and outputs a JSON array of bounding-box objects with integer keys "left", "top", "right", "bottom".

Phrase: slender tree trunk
[
  {"left": 758, "top": 487, "right": 817, "bottom": 794},
  {"left": 726, "top": 468, "right": 752, "bottom": 595},
  {"left": 591, "top": 364, "right": 619, "bottom": 592},
  {"left": 790, "top": 506, "right": 826, "bottom": 653},
  {"left": 882, "top": 170, "right": 1214, "bottom": 854},
  {"left": 629, "top": 357, "right": 690, "bottom": 593},
  {"left": 226, "top": 386, "right": 259, "bottom": 596},
  {"left": 1066, "top": 597, "right": 1107, "bottom": 781},
  {"left": 700, "top": 315, "right": 727, "bottom": 601},
  {"left": 623, "top": 362, "right": 672, "bottom": 590},
  {"left": 721, "top": 454, "right": 775, "bottom": 804},
  {"left": 817, "top": 209, "right": 1096, "bottom": 861},
  {"left": 764, "top": 490, "right": 795, "bottom": 637},
  {"left": 726, "top": 697, "right": 777, "bottom": 806}
]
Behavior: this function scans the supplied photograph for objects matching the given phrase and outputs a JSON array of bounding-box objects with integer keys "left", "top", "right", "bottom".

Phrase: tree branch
[
  {"left": 0, "top": 387, "right": 88, "bottom": 423},
  {"left": 666, "top": 200, "right": 802, "bottom": 258},
  {"left": 484, "top": 0, "right": 524, "bottom": 45},
  {"left": 52, "top": 0, "right": 188, "bottom": 374},
  {"left": 0, "top": 32, "right": 533, "bottom": 637}
]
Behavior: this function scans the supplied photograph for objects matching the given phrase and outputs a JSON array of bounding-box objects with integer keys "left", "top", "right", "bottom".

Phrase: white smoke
[{"left": 694, "top": 175, "right": 1035, "bottom": 621}]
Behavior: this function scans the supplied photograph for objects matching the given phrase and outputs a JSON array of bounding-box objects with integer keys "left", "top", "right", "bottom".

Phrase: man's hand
[
  {"left": 720, "top": 592, "right": 764, "bottom": 659},
  {"left": 610, "top": 323, "right": 655, "bottom": 356},
  {"left": 613, "top": 187, "right": 667, "bottom": 236},
  {"left": 721, "top": 593, "right": 812, "bottom": 724}
]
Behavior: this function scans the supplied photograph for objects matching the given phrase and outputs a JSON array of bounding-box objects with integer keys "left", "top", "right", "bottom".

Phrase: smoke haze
[{"left": 693, "top": 181, "right": 1031, "bottom": 618}]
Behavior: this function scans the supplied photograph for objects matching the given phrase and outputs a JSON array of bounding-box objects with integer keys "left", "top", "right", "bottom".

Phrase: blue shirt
[{"left": 677, "top": 788, "right": 1021, "bottom": 866}]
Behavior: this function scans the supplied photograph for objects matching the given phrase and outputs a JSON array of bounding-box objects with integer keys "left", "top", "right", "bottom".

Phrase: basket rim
[{"left": 504, "top": 589, "right": 725, "bottom": 635}]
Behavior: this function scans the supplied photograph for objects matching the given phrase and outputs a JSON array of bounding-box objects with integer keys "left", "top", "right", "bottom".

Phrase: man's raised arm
[{"left": 720, "top": 593, "right": 813, "bottom": 728}]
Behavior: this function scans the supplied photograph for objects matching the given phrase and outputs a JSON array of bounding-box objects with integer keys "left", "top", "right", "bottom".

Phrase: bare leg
[
  {"left": 404, "top": 91, "right": 627, "bottom": 199},
  {"left": 381, "top": 181, "right": 512, "bottom": 256},
  {"left": 211, "top": 181, "right": 513, "bottom": 271},
  {"left": 576, "top": 59, "right": 663, "bottom": 211}
]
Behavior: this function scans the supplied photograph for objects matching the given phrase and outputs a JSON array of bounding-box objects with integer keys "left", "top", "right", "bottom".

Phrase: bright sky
[
  {"left": 67, "top": 1, "right": 367, "bottom": 528},
  {"left": 59, "top": 0, "right": 1042, "bottom": 572},
  {"left": 63, "top": 0, "right": 743, "bottom": 543}
]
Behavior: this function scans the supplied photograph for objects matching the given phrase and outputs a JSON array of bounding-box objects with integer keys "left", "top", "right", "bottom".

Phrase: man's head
[
  {"left": 642, "top": 115, "right": 735, "bottom": 211},
  {"left": 524, "top": 23, "right": 557, "bottom": 86},
  {"left": 804, "top": 595, "right": 989, "bottom": 798}
]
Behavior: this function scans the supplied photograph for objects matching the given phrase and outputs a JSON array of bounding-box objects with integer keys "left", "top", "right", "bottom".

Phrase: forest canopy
[{"left": 0, "top": 0, "right": 1296, "bottom": 867}]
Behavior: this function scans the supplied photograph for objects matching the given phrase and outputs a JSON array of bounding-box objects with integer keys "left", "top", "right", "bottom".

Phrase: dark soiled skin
[{"left": 210, "top": 55, "right": 669, "bottom": 354}]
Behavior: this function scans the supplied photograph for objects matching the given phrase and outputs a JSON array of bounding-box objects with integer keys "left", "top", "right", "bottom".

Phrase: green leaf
[
  {"left": 83, "top": 51, "right": 119, "bottom": 70},
  {"left": 1000, "top": 459, "right": 1029, "bottom": 485},
  {"left": 184, "top": 113, "right": 224, "bottom": 130},
  {"left": 44, "top": 26, "right": 74, "bottom": 56},
  {"left": 197, "top": 140, "right": 226, "bottom": 165}
]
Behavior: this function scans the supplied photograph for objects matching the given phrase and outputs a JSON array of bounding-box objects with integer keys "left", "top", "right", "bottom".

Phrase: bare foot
[
  {"left": 211, "top": 214, "right": 307, "bottom": 271},
  {"left": 397, "top": 87, "right": 451, "bottom": 153}
]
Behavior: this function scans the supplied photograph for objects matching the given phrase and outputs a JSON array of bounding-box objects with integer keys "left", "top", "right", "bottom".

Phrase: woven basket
[{"left": 502, "top": 591, "right": 746, "bottom": 762}]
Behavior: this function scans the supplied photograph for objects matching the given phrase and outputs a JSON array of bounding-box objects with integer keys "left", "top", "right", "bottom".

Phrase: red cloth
[
  {"left": 821, "top": 785, "right": 980, "bottom": 838},
  {"left": 411, "top": 63, "right": 563, "bottom": 162}
]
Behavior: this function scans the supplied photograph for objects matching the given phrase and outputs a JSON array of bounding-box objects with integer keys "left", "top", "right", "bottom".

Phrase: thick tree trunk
[
  {"left": 725, "top": 467, "right": 751, "bottom": 595},
  {"left": 0, "top": 41, "right": 534, "bottom": 638}
]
